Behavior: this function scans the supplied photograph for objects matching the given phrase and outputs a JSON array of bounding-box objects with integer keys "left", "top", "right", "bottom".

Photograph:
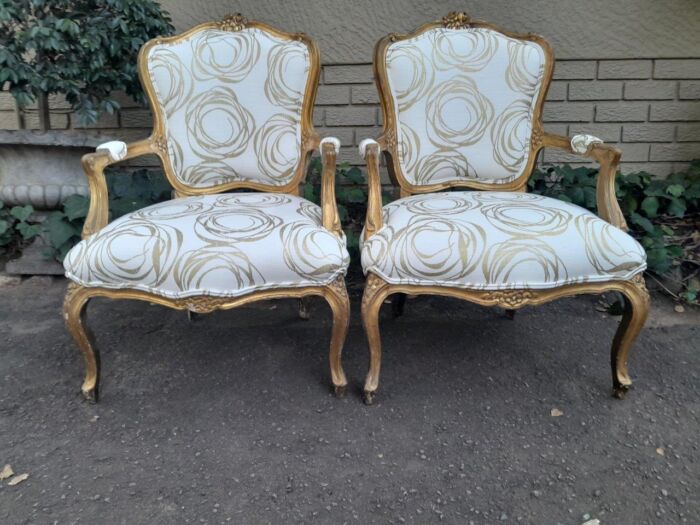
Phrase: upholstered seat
[
  {"left": 361, "top": 191, "right": 645, "bottom": 290},
  {"left": 65, "top": 193, "right": 349, "bottom": 299}
]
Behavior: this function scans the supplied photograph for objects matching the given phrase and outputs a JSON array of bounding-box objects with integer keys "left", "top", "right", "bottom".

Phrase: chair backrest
[
  {"left": 139, "top": 15, "right": 319, "bottom": 194},
  {"left": 375, "top": 12, "right": 553, "bottom": 193}
]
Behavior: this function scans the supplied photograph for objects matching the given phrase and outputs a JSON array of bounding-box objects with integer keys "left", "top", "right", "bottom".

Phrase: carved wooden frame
[
  {"left": 65, "top": 15, "right": 348, "bottom": 402},
  {"left": 360, "top": 12, "right": 649, "bottom": 404}
]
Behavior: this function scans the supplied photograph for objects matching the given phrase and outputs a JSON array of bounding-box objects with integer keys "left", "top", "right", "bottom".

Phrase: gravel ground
[{"left": 0, "top": 275, "right": 698, "bottom": 524}]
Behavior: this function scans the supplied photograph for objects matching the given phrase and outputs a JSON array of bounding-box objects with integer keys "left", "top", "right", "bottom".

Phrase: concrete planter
[{"left": 0, "top": 130, "right": 113, "bottom": 275}]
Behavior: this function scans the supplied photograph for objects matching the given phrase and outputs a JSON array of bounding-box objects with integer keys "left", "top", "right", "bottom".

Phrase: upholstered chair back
[
  {"left": 140, "top": 19, "right": 316, "bottom": 191},
  {"left": 379, "top": 22, "right": 552, "bottom": 190}
]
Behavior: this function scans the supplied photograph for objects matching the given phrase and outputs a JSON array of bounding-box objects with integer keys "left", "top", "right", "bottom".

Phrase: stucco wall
[{"left": 2, "top": 0, "right": 699, "bottom": 175}]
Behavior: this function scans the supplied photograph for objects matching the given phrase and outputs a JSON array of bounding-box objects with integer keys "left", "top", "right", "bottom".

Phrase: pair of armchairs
[{"left": 63, "top": 13, "right": 648, "bottom": 404}]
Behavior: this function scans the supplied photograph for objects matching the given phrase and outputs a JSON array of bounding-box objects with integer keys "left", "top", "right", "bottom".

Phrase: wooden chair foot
[
  {"left": 363, "top": 389, "right": 376, "bottom": 405},
  {"left": 333, "top": 384, "right": 347, "bottom": 398}
]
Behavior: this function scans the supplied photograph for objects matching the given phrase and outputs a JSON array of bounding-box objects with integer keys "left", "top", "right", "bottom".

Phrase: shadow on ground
[{"left": 0, "top": 276, "right": 698, "bottom": 523}]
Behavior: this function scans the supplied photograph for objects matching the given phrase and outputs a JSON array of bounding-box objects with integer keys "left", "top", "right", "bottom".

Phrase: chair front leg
[
  {"left": 612, "top": 275, "right": 650, "bottom": 398},
  {"left": 322, "top": 277, "right": 350, "bottom": 397},
  {"left": 63, "top": 283, "right": 100, "bottom": 402},
  {"left": 361, "top": 273, "right": 391, "bottom": 404}
]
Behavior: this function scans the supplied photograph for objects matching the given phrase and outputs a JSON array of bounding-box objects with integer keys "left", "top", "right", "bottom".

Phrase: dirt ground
[{"left": 1, "top": 275, "right": 698, "bottom": 524}]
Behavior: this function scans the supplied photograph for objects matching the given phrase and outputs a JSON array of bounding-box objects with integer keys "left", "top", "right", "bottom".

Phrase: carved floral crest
[
  {"left": 219, "top": 13, "right": 248, "bottom": 32},
  {"left": 442, "top": 11, "right": 471, "bottom": 29}
]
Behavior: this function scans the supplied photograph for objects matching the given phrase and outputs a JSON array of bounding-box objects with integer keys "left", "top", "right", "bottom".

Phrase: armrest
[
  {"left": 319, "top": 137, "right": 343, "bottom": 237},
  {"left": 359, "top": 138, "right": 383, "bottom": 239},
  {"left": 80, "top": 138, "right": 156, "bottom": 238},
  {"left": 542, "top": 133, "right": 627, "bottom": 230}
]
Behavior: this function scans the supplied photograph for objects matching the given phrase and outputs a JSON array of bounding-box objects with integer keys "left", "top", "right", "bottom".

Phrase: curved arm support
[
  {"left": 359, "top": 139, "right": 383, "bottom": 239},
  {"left": 81, "top": 138, "right": 156, "bottom": 238},
  {"left": 543, "top": 133, "right": 627, "bottom": 230},
  {"left": 319, "top": 137, "right": 343, "bottom": 236}
]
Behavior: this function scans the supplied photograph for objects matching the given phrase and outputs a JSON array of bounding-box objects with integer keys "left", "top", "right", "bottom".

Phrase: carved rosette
[
  {"left": 178, "top": 296, "right": 228, "bottom": 314},
  {"left": 630, "top": 272, "right": 650, "bottom": 298},
  {"left": 362, "top": 273, "right": 386, "bottom": 306},
  {"left": 482, "top": 290, "right": 536, "bottom": 309},
  {"left": 384, "top": 128, "right": 397, "bottom": 153},
  {"left": 531, "top": 128, "right": 544, "bottom": 150},
  {"left": 327, "top": 276, "right": 349, "bottom": 300},
  {"left": 153, "top": 137, "right": 168, "bottom": 155},
  {"left": 442, "top": 12, "right": 471, "bottom": 29},
  {"left": 219, "top": 13, "right": 248, "bottom": 32}
]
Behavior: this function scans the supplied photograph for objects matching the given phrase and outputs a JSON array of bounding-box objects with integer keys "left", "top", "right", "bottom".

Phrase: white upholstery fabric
[
  {"left": 97, "top": 141, "right": 128, "bottom": 161},
  {"left": 145, "top": 28, "right": 310, "bottom": 189},
  {"left": 571, "top": 134, "right": 603, "bottom": 154},
  {"left": 65, "top": 194, "right": 349, "bottom": 299},
  {"left": 361, "top": 192, "right": 645, "bottom": 290},
  {"left": 385, "top": 28, "right": 546, "bottom": 186}
]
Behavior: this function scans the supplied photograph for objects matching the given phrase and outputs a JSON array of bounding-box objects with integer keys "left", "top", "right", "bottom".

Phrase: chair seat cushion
[
  {"left": 64, "top": 193, "right": 349, "bottom": 299},
  {"left": 361, "top": 192, "right": 645, "bottom": 290}
]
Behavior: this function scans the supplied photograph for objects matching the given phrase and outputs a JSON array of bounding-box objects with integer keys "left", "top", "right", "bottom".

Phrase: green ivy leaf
[
  {"left": 63, "top": 194, "right": 89, "bottom": 221},
  {"left": 666, "top": 184, "right": 685, "bottom": 198},
  {"left": 640, "top": 196, "right": 659, "bottom": 218},
  {"left": 630, "top": 212, "right": 656, "bottom": 234},
  {"left": 0, "top": 219, "right": 8, "bottom": 235},
  {"left": 667, "top": 198, "right": 686, "bottom": 218},
  {"left": 10, "top": 205, "right": 33, "bottom": 222},
  {"left": 16, "top": 221, "right": 41, "bottom": 240}
]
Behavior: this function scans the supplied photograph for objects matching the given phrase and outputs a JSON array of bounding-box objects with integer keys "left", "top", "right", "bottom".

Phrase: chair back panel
[
  {"left": 140, "top": 19, "right": 317, "bottom": 193},
  {"left": 377, "top": 17, "right": 553, "bottom": 192}
]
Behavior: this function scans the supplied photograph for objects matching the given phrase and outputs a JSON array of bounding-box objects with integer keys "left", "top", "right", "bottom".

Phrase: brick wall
[{"left": 2, "top": 58, "right": 699, "bottom": 177}]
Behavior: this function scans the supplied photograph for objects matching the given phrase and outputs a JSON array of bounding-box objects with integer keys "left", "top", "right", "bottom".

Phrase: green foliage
[
  {"left": 0, "top": 0, "right": 174, "bottom": 125},
  {"left": 530, "top": 161, "right": 700, "bottom": 304},
  {"left": 0, "top": 201, "right": 41, "bottom": 256},
  {"left": 304, "top": 157, "right": 391, "bottom": 260},
  {"left": 43, "top": 168, "right": 171, "bottom": 260}
]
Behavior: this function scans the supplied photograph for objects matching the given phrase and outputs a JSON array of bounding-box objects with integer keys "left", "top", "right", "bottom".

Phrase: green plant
[
  {"left": 303, "top": 157, "right": 390, "bottom": 260},
  {"left": 44, "top": 168, "right": 171, "bottom": 260},
  {"left": 0, "top": 202, "right": 42, "bottom": 257},
  {"left": 529, "top": 161, "right": 700, "bottom": 304},
  {"left": 0, "top": 0, "right": 174, "bottom": 129}
]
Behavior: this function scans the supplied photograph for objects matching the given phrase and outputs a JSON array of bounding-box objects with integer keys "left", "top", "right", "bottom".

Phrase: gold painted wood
[
  {"left": 67, "top": 15, "right": 350, "bottom": 402},
  {"left": 64, "top": 276, "right": 350, "bottom": 402},
  {"left": 320, "top": 142, "right": 342, "bottom": 236},
  {"left": 363, "top": 142, "right": 384, "bottom": 240},
  {"left": 361, "top": 272, "right": 649, "bottom": 404},
  {"left": 359, "top": 12, "right": 649, "bottom": 404},
  {"left": 371, "top": 11, "right": 554, "bottom": 197}
]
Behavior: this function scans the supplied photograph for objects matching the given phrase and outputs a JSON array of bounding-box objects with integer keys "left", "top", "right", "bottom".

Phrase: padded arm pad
[
  {"left": 96, "top": 141, "right": 128, "bottom": 162},
  {"left": 358, "top": 138, "right": 380, "bottom": 159},
  {"left": 319, "top": 136, "right": 341, "bottom": 154},
  {"left": 570, "top": 134, "right": 603, "bottom": 154}
]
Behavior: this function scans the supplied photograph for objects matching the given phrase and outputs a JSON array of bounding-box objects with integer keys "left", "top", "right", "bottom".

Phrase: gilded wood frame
[
  {"left": 360, "top": 12, "right": 649, "bottom": 404},
  {"left": 65, "top": 14, "right": 348, "bottom": 402}
]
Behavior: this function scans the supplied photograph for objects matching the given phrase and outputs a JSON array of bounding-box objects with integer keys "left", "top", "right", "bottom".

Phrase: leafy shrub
[
  {"left": 44, "top": 168, "right": 171, "bottom": 260},
  {"left": 0, "top": 0, "right": 174, "bottom": 128},
  {"left": 530, "top": 161, "right": 700, "bottom": 303},
  {"left": 0, "top": 202, "right": 41, "bottom": 257}
]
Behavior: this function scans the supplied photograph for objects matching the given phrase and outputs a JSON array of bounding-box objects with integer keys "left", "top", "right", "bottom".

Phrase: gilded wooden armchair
[
  {"left": 358, "top": 12, "right": 649, "bottom": 404},
  {"left": 63, "top": 15, "right": 350, "bottom": 402}
]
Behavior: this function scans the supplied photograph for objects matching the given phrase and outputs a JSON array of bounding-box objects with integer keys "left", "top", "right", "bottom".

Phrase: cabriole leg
[
  {"left": 361, "top": 274, "right": 389, "bottom": 405},
  {"left": 63, "top": 283, "right": 100, "bottom": 402},
  {"left": 323, "top": 279, "right": 349, "bottom": 397},
  {"left": 611, "top": 276, "right": 650, "bottom": 398}
]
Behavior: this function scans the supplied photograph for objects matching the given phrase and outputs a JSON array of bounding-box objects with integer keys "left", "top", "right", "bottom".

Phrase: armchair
[
  {"left": 358, "top": 12, "right": 649, "bottom": 404},
  {"left": 63, "top": 15, "right": 350, "bottom": 402}
]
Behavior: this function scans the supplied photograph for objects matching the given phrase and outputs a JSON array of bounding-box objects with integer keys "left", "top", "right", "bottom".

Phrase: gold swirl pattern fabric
[
  {"left": 361, "top": 192, "right": 645, "bottom": 290},
  {"left": 64, "top": 194, "right": 349, "bottom": 299},
  {"left": 385, "top": 28, "right": 546, "bottom": 186},
  {"left": 146, "top": 28, "right": 310, "bottom": 189}
]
